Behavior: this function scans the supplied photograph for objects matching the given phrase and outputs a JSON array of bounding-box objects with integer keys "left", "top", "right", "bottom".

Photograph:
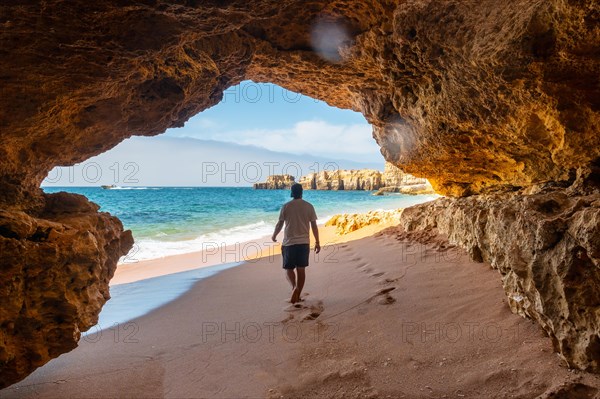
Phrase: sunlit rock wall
[{"left": 0, "top": 0, "right": 599, "bottom": 386}]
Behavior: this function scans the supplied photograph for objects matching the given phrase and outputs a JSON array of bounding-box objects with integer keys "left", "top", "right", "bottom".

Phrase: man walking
[{"left": 272, "top": 183, "right": 320, "bottom": 304}]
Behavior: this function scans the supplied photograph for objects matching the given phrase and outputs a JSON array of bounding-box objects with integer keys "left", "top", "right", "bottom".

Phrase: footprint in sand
[
  {"left": 283, "top": 300, "right": 324, "bottom": 322},
  {"left": 283, "top": 303, "right": 307, "bottom": 312},
  {"left": 369, "top": 287, "right": 397, "bottom": 305},
  {"left": 302, "top": 300, "right": 324, "bottom": 321},
  {"left": 379, "top": 276, "right": 400, "bottom": 285},
  {"left": 377, "top": 295, "right": 396, "bottom": 305}
]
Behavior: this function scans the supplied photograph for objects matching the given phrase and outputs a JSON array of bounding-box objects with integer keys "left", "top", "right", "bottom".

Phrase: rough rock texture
[
  {"left": 252, "top": 174, "right": 295, "bottom": 189},
  {"left": 299, "top": 169, "right": 383, "bottom": 190},
  {"left": 1, "top": 1, "right": 598, "bottom": 199},
  {"left": 0, "top": 193, "right": 133, "bottom": 388},
  {"left": 1, "top": 0, "right": 599, "bottom": 386},
  {"left": 326, "top": 209, "right": 403, "bottom": 235},
  {"left": 398, "top": 166, "right": 600, "bottom": 372}
]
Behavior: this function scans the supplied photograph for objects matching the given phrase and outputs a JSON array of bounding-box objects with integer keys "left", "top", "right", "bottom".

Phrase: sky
[
  {"left": 164, "top": 81, "right": 380, "bottom": 161},
  {"left": 42, "top": 137, "right": 383, "bottom": 187},
  {"left": 43, "top": 81, "right": 384, "bottom": 186}
]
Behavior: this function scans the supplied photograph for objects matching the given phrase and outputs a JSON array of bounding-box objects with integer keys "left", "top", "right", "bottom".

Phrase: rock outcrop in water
[
  {"left": 0, "top": 0, "right": 599, "bottom": 386},
  {"left": 253, "top": 174, "right": 295, "bottom": 190}
]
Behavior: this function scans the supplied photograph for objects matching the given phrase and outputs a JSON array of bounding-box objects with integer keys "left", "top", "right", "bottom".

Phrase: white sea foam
[{"left": 120, "top": 220, "right": 274, "bottom": 263}]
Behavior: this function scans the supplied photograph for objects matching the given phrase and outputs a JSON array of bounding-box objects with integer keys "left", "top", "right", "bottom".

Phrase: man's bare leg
[
  {"left": 291, "top": 267, "right": 306, "bottom": 304},
  {"left": 286, "top": 269, "right": 296, "bottom": 289},
  {"left": 296, "top": 267, "right": 306, "bottom": 296},
  {"left": 286, "top": 269, "right": 297, "bottom": 302}
]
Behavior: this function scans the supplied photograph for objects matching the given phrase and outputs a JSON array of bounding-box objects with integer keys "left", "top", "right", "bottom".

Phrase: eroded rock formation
[
  {"left": 1, "top": 0, "right": 599, "bottom": 387},
  {"left": 299, "top": 169, "right": 383, "bottom": 190},
  {"left": 0, "top": 193, "right": 133, "bottom": 387},
  {"left": 383, "top": 162, "right": 428, "bottom": 187},
  {"left": 326, "top": 209, "right": 403, "bottom": 235},
  {"left": 2, "top": 1, "right": 598, "bottom": 199},
  {"left": 253, "top": 174, "right": 295, "bottom": 189},
  {"left": 374, "top": 162, "right": 435, "bottom": 194},
  {"left": 254, "top": 164, "right": 431, "bottom": 192},
  {"left": 398, "top": 165, "right": 600, "bottom": 371}
]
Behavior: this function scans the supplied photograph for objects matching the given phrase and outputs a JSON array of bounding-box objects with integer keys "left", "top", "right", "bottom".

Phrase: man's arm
[
  {"left": 310, "top": 220, "right": 321, "bottom": 253},
  {"left": 272, "top": 220, "right": 284, "bottom": 242}
]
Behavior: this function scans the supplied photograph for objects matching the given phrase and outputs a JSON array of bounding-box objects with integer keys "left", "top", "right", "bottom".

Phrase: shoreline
[{"left": 111, "top": 218, "right": 400, "bottom": 285}]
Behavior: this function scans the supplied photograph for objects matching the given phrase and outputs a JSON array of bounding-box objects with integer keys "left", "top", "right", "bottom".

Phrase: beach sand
[{"left": 4, "top": 226, "right": 600, "bottom": 398}]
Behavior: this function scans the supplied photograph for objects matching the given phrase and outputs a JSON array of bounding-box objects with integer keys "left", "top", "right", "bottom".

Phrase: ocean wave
[{"left": 119, "top": 220, "right": 274, "bottom": 263}]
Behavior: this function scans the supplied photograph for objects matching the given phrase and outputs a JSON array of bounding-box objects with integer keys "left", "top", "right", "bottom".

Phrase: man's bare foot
[
  {"left": 291, "top": 288, "right": 301, "bottom": 304},
  {"left": 285, "top": 297, "right": 305, "bottom": 303}
]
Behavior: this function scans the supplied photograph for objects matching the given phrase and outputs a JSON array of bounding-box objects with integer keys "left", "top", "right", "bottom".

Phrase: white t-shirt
[{"left": 278, "top": 199, "right": 318, "bottom": 246}]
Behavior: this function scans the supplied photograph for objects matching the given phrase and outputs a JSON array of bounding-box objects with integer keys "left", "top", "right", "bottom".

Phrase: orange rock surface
[{"left": 0, "top": 0, "right": 599, "bottom": 387}]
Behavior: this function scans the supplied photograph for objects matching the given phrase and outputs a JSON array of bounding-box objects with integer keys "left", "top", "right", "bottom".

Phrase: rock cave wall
[
  {"left": 399, "top": 164, "right": 600, "bottom": 372},
  {"left": 0, "top": 0, "right": 598, "bottom": 387}
]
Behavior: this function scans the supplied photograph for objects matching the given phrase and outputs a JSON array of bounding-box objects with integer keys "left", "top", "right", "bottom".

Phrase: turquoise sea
[{"left": 42, "top": 186, "right": 437, "bottom": 262}]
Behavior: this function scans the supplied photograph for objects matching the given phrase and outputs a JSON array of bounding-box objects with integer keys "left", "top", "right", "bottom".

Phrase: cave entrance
[{"left": 41, "top": 81, "right": 435, "bottom": 328}]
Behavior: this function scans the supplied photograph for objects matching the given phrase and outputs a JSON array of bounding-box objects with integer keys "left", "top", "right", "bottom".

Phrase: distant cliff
[
  {"left": 374, "top": 162, "right": 435, "bottom": 195},
  {"left": 253, "top": 174, "right": 295, "bottom": 189},
  {"left": 298, "top": 169, "right": 383, "bottom": 190},
  {"left": 374, "top": 163, "right": 435, "bottom": 195},
  {"left": 253, "top": 163, "right": 435, "bottom": 193},
  {"left": 383, "top": 162, "right": 428, "bottom": 187}
]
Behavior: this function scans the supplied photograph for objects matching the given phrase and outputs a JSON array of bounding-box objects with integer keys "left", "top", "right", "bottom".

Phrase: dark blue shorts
[{"left": 282, "top": 244, "right": 310, "bottom": 269}]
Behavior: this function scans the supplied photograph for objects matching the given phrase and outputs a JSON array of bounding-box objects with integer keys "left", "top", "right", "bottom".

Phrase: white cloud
[{"left": 222, "top": 120, "right": 381, "bottom": 162}]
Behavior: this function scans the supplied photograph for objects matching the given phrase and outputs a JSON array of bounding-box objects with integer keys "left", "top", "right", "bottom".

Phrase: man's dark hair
[{"left": 291, "top": 183, "right": 303, "bottom": 199}]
